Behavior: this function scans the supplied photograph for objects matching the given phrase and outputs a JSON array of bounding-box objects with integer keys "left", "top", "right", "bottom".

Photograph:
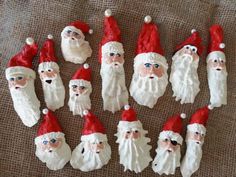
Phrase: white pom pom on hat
[
  {"left": 144, "top": 15, "right": 152, "bottom": 23},
  {"left": 88, "top": 29, "right": 93, "bottom": 34},
  {"left": 83, "top": 63, "right": 89, "bottom": 69},
  {"left": 26, "top": 37, "right": 34, "bottom": 45},
  {"left": 180, "top": 113, "right": 187, "bottom": 119},
  {"left": 219, "top": 43, "right": 225, "bottom": 49},
  {"left": 208, "top": 105, "right": 214, "bottom": 110},
  {"left": 191, "top": 29, "right": 197, "bottom": 33},
  {"left": 42, "top": 108, "right": 49, "bottom": 115},
  {"left": 83, "top": 110, "right": 89, "bottom": 116},
  {"left": 124, "top": 105, "right": 130, "bottom": 110},
  {"left": 105, "top": 9, "right": 112, "bottom": 17},
  {"left": 47, "top": 34, "right": 53, "bottom": 39}
]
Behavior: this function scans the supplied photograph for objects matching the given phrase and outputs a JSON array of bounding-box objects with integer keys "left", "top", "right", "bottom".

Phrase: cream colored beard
[
  {"left": 70, "top": 141, "right": 112, "bottom": 172},
  {"left": 10, "top": 79, "right": 40, "bottom": 127},
  {"left": 42, "top": 76, "right": 65, "bottom": 111},
  {"left": 152, "top": 140, "right": 181, "bottom": 175}
]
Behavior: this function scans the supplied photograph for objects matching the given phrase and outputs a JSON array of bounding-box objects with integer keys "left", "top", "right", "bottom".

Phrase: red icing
[
  {"left": 72, "top": 65, "right": 92, "bottom": 81},
  {"left": 162, "top": 114, "right": 183, "bottom": 134},
  {"left": 69, "top": 20, "right": 90, "bottom": 34},
  {"left": 189, "top": 106, "right": 209, "bottom": 126},
  {"left": 39, "top": 38, "right": 57, "bottom": 63},
  {"left": 121, "top": 107, "right": 138, "bottom": 122},
  {"left": 208, "top": 24, "right": 224, "bottom": 54}
]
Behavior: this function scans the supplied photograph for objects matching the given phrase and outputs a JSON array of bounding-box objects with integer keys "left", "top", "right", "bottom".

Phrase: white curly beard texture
[
  {"left": 68, "top": 90, "right": 91, "bottom": 117},
  {"left": 170, "top": 52, "right": 200, "bottom": 104},
  {"left": 35, "top": 138, "right": 71, "bottom": 171},
  {"left": 180, "top": 140, "right": 203, "bottom": 177},
  {"left": 207, "top": 65, "right": 227, "bottom": 107},
  {"left": 129, "top": 72, "right": 168, "bottom": 108},
  {"left": 9, "top": 79, "right": 40, "bottom": 127},
  {"left": 70, "top": 141, "right": 111, "bottom": 171},
  {"left": 61, "top": 38, "right": 92, "bottom": 64},
  {"left": 41, "top": 76, "right": 65, "bottom": 111},
  {"left": 152, "top": 140, "right": 181, "bottom": 175},
  {"left": 115, "top": 131, "right": 152, "bottom": 173},
  {"left": 100, "top": 63, "right": 129, "bottom": 113}
]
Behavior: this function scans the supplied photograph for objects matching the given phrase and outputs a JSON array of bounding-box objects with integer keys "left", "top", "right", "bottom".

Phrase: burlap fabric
[{"left": 0, "top": 0, "right": 235, "bottom": 176}]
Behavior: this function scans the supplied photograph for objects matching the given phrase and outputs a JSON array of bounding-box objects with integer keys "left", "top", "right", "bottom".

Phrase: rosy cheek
[
  {"left": 138, "top": 65, "right": 149, "bottom": 77},
  {"left": 47, "top": 71, "right": 57, "bottom": 78},
  {"left": 153, "top": 67, "right": 164, "bottom": 77},
  {"left": 172, "top": 145, "right": 180, "bottom": 151},
  {"left": 192, "top": 53, "right": 199, "bottom": 61},
  {"left": 17, "top": 78, "right": 27, "bottom": 86},
  {"left": 115, "top": 56, "right": 124, "bottom": 63},
  {"left": 105, "top": 56, "right": 113, "bottom": 64},
  {"left": 219, "top": 62, "right": 225, "bottom": 68},
  {"left": 133, "top": 132, "right": 140, "bottom": 139},
  {"left": 125, "top": 133, "right": 130, "bottom": 139}
]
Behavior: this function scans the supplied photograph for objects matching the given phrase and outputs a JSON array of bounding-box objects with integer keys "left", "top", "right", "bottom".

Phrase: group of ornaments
[{"left": 5, "top": 9, "right": 227, "bottom": 177}]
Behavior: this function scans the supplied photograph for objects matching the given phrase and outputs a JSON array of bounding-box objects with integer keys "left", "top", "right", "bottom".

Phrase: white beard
[
  {"left": 35, "top": 139, "right": 71, "bottom": 171},
  {"left": 115, "top": 132, "right": 152, "bottom": 173},
  {"left": 68, "top": 91, "right": 91, "bottom": 117},
  {"left": 129, "top": 72, "right": 168, "bottom": 108},
  {"left": 207, "top": 66, "right": 227, "bottom": 107},
  {"left": 170, "top": 53, "right": 200, "bottom": 104},
  {"left": 41, "top": 76, "right": 65, "bottom": 111},
  {"left": 100, "top": 63, "right": 129, "bottom": 113},
  {"left": 70, "top": 141, "right": 111, "bottom": 171},
  {"left": 180, "top": 140, "right": 203, "bottom": 177},
  {"left": 61, "top": 38, "right": 92, "bottom": 64},
  {"left": 10, "top": 79, "right": 40, "bottom": 127},
  {"left": 152, "top": 140, "right": 181, "bottom": 175}
]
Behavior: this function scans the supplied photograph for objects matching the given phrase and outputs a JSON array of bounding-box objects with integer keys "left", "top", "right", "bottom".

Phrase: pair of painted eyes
[
  {"left": 40, "top": 69, "right": 52, "bottom": 73},
  {"left": 109, "top": 53, "right": 121, "bottom": 57},
  {"left": 92, "top": 142, "right": 103, "bottom": 145},
  {"left": 43, "top": 138, "right": 56, "bottom": 145},
  {"left": 213, "top": 59, "right": 224, "bottom": 63},
  {"left": 185, "top": 45, "right": 197, "bottom": 53},
  {"left": 195, "top": 132, "right": 204, "bottom": 136},
  {"left": 144, "top": 63, "right": 160, "bottom": 68},
  {"left": 9, "top": 76, "right": 23, "bottom": 81},
  {"left": 164, "top": 139, "right": 178, "bottom": 146},
  {"left": 67, "top": 30, "right": 79, "bottom": 36},
  {"left": 72, "top": 85, "right": 86, "bottom": 89},
  {"left": 126, "top": 130, "right": 139, "bottom": 134}
]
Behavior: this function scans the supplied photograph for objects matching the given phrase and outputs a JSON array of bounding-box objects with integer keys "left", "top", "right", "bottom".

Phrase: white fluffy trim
[
  {"left": 81, "top": 133, "right": 107, "bottom": 142},
  {"left": 118, "top": 120, "right": 142, "bottom": 129},
  {"left": 38, "top": 62, "right": 59, "bottom": 72},
  {"left": 187, "top": 123, "right": 206, "bottom": 134},
  {"left": 159, "top": 131, "right": 183, "bottom": 145},
  {"left": 35, "top": 132, "right": 64, "bottom": 144},
  {"left": 5, "top": 66, "right": 36, "bottom": 80},
  {"left": 69, "top": 79, "right": 91, "bottom": 88},
  {"left": 101, "top": 41, "right": 124, "bottom": 54},
  {"left": 206, "top": 51, "right": 226, "bottom": 62}
]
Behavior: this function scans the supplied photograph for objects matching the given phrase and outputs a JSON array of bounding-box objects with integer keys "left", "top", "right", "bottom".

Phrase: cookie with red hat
[
  {"left": 35, "top": 109, "right": 71, "bottom": 170},
  {"left": 170, "top": 29, "right": 203, "bottom": 104},
  {"left": 5, "top": 37, "right": 40, "bottom": 127},
  {"left": 99, "top": 9, "right": 129, "bottom": 113},
  {"left": 115, "top": 105, "right": 152, "bottom": 173},
  {"left": 152, "top": 113, "right": 186, "bottom": 175},
  {"left": 207, "top": 24, "right": 227, "bottom": 108},
  {"left": 129, "top": 15, "right": 168, "bottom": 109},
  {"left": 61, "top": 20, "right": 93, "bottom": 64},
  {"left": 68, "top": 63, "right": 92, "bottom": 116},
  {"left": 181, "top": 105, "right": 213, "bottom": 177},
  {"left": 70, "top": 110, "right": 111, "bottom": 171},
  {"left": 38, "top": 34, "right": 65, "bottom": 111}
]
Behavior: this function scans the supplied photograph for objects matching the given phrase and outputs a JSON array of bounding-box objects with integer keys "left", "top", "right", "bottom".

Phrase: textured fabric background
[{"left": 0, "top": 0, "right": 236, "bottom": 176}]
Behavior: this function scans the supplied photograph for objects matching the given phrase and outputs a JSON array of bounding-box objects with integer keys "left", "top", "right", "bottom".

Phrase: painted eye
[
  {"left": 40, "top": 70, "right": 44, "bottom": 73},
  {"left": 74, "top": 32, "right": 79, "bottom": 36},
  {"left": 110, "top": 53, "right": 115, "bottom": 56},
  {"left": 185, "top": 46, "right": 190, "bottom": 49},
  {"left": 126, "top": 131, "right": 131, "bottom": 134},
  {"left": 201, "top": 134, "right": 205, "bottom": 137},
  {"left": 67, "top": 30, "right": 72, "bottom": 33},
  {"left": 134, "top": 130, "right": 139, "bottom": 133},
  {"left": 195, "top": 132, "right": 199, "bottom": 135},
  {"left": 80, "top": 86, "right": 85, "bottom": 90},
  {"left": 48, "top": 69, "right": 52, "bottom": 72},
  {"left": 10, "top": 78, "right": 14, "bottom": 81},
  {"left": 43, "top": 140, "right": 48, "bottom": 145},
  {"left": 214, "top": 59, "right": 218, "bottom": 63},
  {"left": 144, "top": 63, "right": 151, "bottom": 68},
  {"left": 50, "top": 139, "right": 56, "bottom": 143},
  {"left": 164, "top": 138, "right": 168, "bottom": 142},
  {"left": 171, "top": 140, "right": 178, "bottom": 146},
  {"left": 17, "top": 76, "right": 23, "bottom": 80},
  {"left": 154, "top": 64, "right": 159, "bottom": 68},
  {"left": 220, "top": 60, "right": 224, "bottom": 63},
  {"left": 192, "top": 47, "right": 197, "bottom": 53},
  {"left": 72, "top": 85, "right": 77, "bottom": 89},
  {"left": 99, "top": 142, "right": 103, "bottom": 144},
  {"left": 117, "top": 53, "right": 121, "bottom": 57}
]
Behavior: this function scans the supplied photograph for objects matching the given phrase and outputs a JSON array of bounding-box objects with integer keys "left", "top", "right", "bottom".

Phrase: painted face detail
[
  {"left": 104, "top": 52, "right": 124, "bottom": 67},
  {"left": 187, "top": 131, "right": 205, "bottom": 145},
  {"left": 40, "top": 137, "right": 63, "bottom": 152},
  {"left": 71, "top": 85, "right": 87, "bottom": 96},
  {"left": 208, "top": 58, "right": 226, "bottom": 71},
  {"left": 180, "top": 45, "right": 198, "bottom": 61},
  {"left": 8, "top": 75, "right": 28, "bottom": 89},
  {"left": 87, "top": 141, "right": 104, "bottom": 154},
  {"left": 138, "top": 62, "right": 164, "bottom": 78},
  {"left": 63, "top": 29, "right": 82, "bottom": 41},
  {"left": 39, "top": 68, "right": 57, "bottom": 84},
  {"left": 159, "top": 138, "right": 180, "bottom": 153},
  {"left": 124, "top": 129, "right": 141, "bottom": 140}
]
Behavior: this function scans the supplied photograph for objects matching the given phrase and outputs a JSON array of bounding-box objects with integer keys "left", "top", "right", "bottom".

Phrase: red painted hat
[
  {"left": 175, "top": 29, "right": 204, "bottom": 55},
  {"left": 72, "top": 63, "right": 91, "bottom": 81},
  {"left": 37, "top": 109, "right": 62, "bottom": 137},
  {"left": 7, "top": 37, "right": 38, "bottom": 69},
  {"left": 82, "top": 110, "right": 106, "bottom": 135},
  {"left": 208, "top": 24, "right": 225, "bottom": 54},
  {"left": 69, "top": 20, "right": 93, "bottom": 34},
  {"left": 121, "top": 105, "right": 138, "bottom": 122},
  {"left": 39, "top": 35, "right": 57, "bottom": 64},
  {"left": 136, "top": 16, "right": 164, "bottom": 56},
  {"left": 189, "top": 105, "right": 212, "bottom": 126},
  {"left": 162, "top": 113, "right": 186, "bottom": 134}
]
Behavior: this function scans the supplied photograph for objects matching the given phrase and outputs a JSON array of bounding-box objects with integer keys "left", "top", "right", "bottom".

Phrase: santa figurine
[
  {"left": 99, "top": 9, "right": 129, "bottom": 113},
  {"left": 35, "top": 109, "right": 71, "bottom": 170},
  {"left": 170, "top": 29, "right": 203, "bottom": 104},
  {"left": 68, "top": 63, "right": 92, "bottom": 117},
  {"left": 180, "top": 105, "right": 213, "bottom": 177},
  {"left": 207, "top": 24, "right": 227, "bottom": 108},
  {"left": 38, "top": 35, "right": 65, "bottom": 111},
  {"left": 129, "top": 16, "right": 168, "bottom": 108},
  {"left": 70, "top": 110, "right": 111, "bottom": 171},
  {"left": 115, "top": 105, "right": 152, "bottom": 173},
  {"left": 61, "top": 20, "right": 93, "bottom": 64},
  {"left": 5, "top": 37, "right": 40, "bottom": 127},
  {"left": 152, "top": 113, "right": 186, "bottom": 175}
]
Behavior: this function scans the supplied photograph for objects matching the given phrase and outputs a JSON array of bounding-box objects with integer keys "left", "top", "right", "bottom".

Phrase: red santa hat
[
  {"left": 98, "top": 9, "right": 124, "bottom": 63},
  {"left": 38, "top": 34, "right": 59, "bottom": 72},
  {"left": 175, "top": 29, "right": 204, "bottom": 56},
  {"left": 69, "top": 63, "right": 92, "bottom": 88},
  {"left": 134, "top": 16, "right": 167, "bottom": 70},
  {"left": 187, "top": 105, "right": 213, "bottom": 134},
  {"left": 159, "top": 113, "right": 186, "bottom": 144},
  {"left": 207, "top": 24, "right": 226, "bottom": 62},
  {"left": 5, "top": 37, "right": 37, "bottom": 80},
  {"left": 81, "top": 110, "right": 107, "bottom": 142},
  {"left": 68, "top": 20, "right": 93, "bottom": 34},
  {"left": 35, "top": 109, "right": 64, "bottom": 144}
]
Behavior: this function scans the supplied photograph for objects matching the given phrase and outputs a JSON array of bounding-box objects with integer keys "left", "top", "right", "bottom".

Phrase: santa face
[
  {"left": 129, "top": 54, "right": 168, "bottom": 108},
  {"left": 35, "top": 134, "right": 71, "bottom": 171},
  {"left": 39, "top": 68, "right": 58, "bottom": 84},
  {"left": 115, "top": 122, "right": 152, "bottom": 173},
  {"left": 70, "top": 136, "right": 111, "bottom": 171},
  {"left": 61, "top": 26, "right": 92, "bottom": 64},
  {"left": 8, "top": 73, "right": 40, "bottom": 127},
  {"left": 103, "top": 52, "right": 124, "bottom": 68},
  {"left": 170, "top": 45, "right": 200, "bottom": 104},
  {"left": 152, "top": 135, "right": 181, "bottom": 175},
  {"left": 68, "top": 81, "right": 92, "bottom": 116}
]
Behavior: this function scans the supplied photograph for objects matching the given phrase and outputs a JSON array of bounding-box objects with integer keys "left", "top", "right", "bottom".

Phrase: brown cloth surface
[{"left": 0, "top": 0, "right": 236, "bottom": 176}]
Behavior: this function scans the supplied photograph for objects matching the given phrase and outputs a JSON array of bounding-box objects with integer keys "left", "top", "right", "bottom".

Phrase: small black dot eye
[
  {"left": 48, "top": 69, "right": 52, "bottom": 72},
  {"left": 220, "top": 60, "right": 224, "bottom": 63},
  {"left": 99, "top": 142, "right": 102, "bottom": 144},
  {"left": 43, "top": 140, "right": 48, "bottom": 145},
  {"left": 50, "top": 139, "right": 56, "bottom": 143},
  {"left": 10, "top": 78, "right": 14, "bottom": 81},
  {"left": 144, "top": 63, "right": 151, "bottom": 68},
  {"left": 17, "top": 76, "right": 23, "bottom": 80},
  {"left": 72, "top": 85, "right": 77, "bottom": 89},
  {"left": 134, "top": 130, "right": 139, "bottom": 133},
  {"left": 110, "top": 53, "right": 115, "bottom": 56},
  {"left": 186, "top": 46, "right": 190, "bottom": 49},
  {"left": 126, "top": 131, "right": 131, "bottom": 134},
  {"left": 67, "top": 30, "right": 72, "bottom": 33},
  {"left": 41, "top": 70, "right": 44, "bottom": 73},
  {"left": 117, "top": 53, "right": 121, "bottom": 57},
  {"left": 154, "top": 64, "right": 159, "bottom": 68},
  {"left": 195, "top": 132, "right": 199, "bottom": 135},
  {"left": 164, "top": 138, "right": 168, "bottom": 142},
  {"left": 214, "top": 59, "right": 218, "bottom": 63},
  {"left": 171, "top": 140, "right": 178, "bottom": 146},
  {"left": 74, "top": 32, "right": 78, "bottom": 36},
  {"left": 80, "top": 86, "right": 85, "bottom": 90},
  {"left": 192, "top": 48, "right": 195, "bottom": 52}
]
